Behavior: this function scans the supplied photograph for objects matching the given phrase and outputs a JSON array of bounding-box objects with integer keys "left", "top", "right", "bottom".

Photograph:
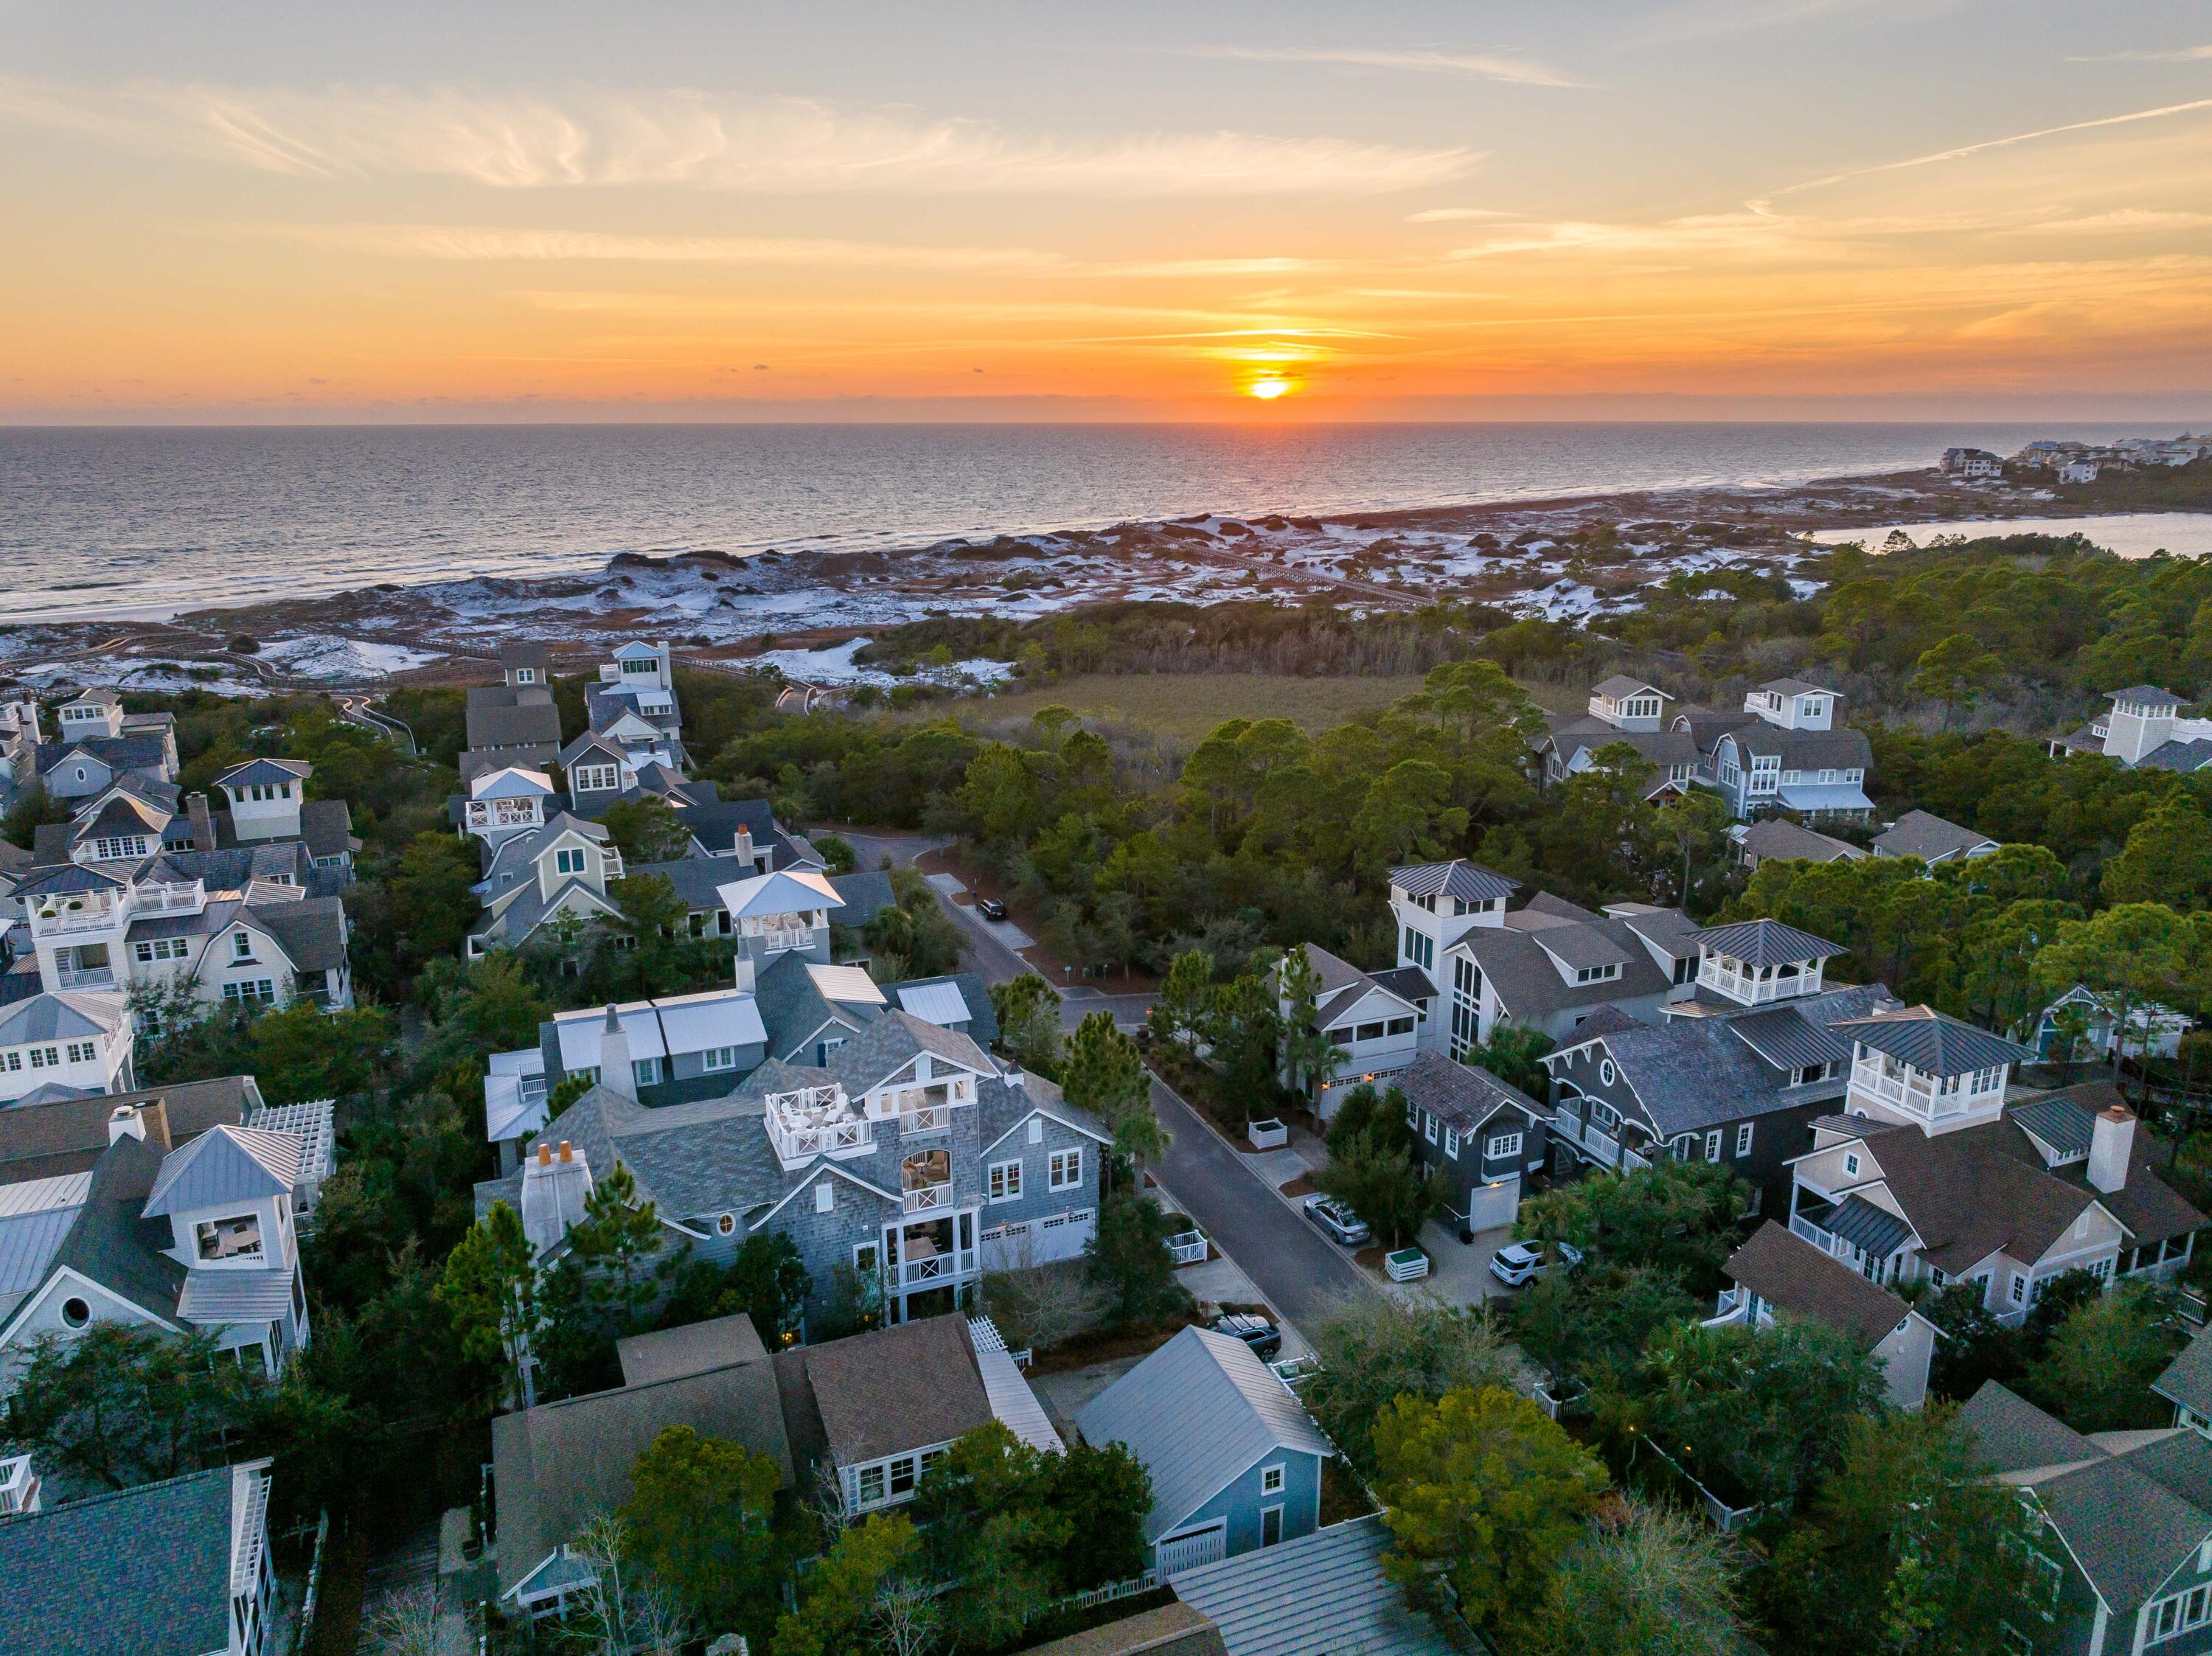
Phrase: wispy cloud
[
  {"left": 2067, "top": 44, "right": 2212, "bottom": 63},
  {"left": 0, "top": 76, "right": 1477, "bottom": 196},
  {"left": 1186, "top": 46, "right": 1590, "bottom": 89},
  {"left": 1760, "top": 97, "right": 2212, "bottom": 205},
  {"left": 1406, "top": 207, "right": 1514, "bottom": 223},
  {"left": 268, "top": 224, "right": 1067, "bottom": 269}
]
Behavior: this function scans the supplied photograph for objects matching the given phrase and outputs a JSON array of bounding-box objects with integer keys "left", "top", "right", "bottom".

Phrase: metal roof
[
  {"left": 178, "top": 1265, "right": 298, "bottom": 1322},
  {"left": 1388, "top": 859, "right": 1518, "bottom": 904},
  {"left": 0, "top": 989, "right": 127, "bottom": 1046},
  {"left": 550, "top": 990, "right": 768, "bottom": 1071},
  {"left": 14, "top": 862, "right": 130, "bottom": 897},
  {"left": 143, "top": 1125, "right": 304, "bottom": 1218},
  {"left": 1077, "top": 1326, "right": 1333, "bottom": 1544},
  {"left": 212, "top": 758, "right": 311, "bottom": 789},
  {"left": 1834, "top": 1006, "right": 2032, "bottom": 1076},
  {"left": 1170, "top": 1516, "right": 1456, "bottom": 1656},
  {"left": 717, "top": 866, "right": 844, "bottom": 919},
  {"left": 1826, "top": 1194, "right": 1916, "bottom": 1259},
  {"left": 806, "top": 964, "right": 884, "bottom": 1006},
  {"left": 971, "top": 1332, "right": 1063, "bottom": 1454},
  {"left": 1726, "top": 1005, "right": 1853, "bottom": 1072},
  {"left": 897, "top": 979, "right": 973, "bottom": 1027},
  {"left": 2009, "top": 1096, "right": 2095, "bottom": 1162},
  {"left": 1775, "top": 780, "right": 1877, "bottom": 813},
  {"left": 0, "top": 1173, "right": 92, "bottom": 1297},
  {"left": 1692, "top": 918, "right": 1848, "bottom": 967}
]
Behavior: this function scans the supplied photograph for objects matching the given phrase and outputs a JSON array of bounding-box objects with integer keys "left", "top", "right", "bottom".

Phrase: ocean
[{"left": 0, "top": 420, "right": 2192, "bottom": 622}]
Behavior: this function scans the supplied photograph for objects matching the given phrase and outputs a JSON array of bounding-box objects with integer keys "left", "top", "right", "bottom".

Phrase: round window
[
  {"left": 1599, "top": 1060, "right": 1616, "bottom": 1087},
  {"left": 60, "top": 1297, "right": 91, "bottom": 1329},
  {"left": 716, "top": 1214, "right": 736, "bottom": 1236}
]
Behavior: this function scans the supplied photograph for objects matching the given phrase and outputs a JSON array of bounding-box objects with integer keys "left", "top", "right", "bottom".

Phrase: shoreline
[{"left": 4, "top": 462, "right": 2203, "bottom": 697}]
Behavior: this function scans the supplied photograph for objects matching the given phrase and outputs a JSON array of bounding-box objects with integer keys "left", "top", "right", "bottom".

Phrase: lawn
[{"left": 954, "top": 672, "right": 1433, "bottom": 746}]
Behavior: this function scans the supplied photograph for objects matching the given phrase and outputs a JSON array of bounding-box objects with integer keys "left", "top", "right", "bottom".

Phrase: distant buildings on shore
[{"left": 1941, "top": 433, "right": 2212, "bottom": 484}]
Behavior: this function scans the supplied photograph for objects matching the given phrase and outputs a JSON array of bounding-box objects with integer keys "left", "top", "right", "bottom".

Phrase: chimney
[
  {"left": 187, "top": 792, "right": 215, "bottom": 852},
  {"left": 735, "top": 826, "right": 755, "bottom": 868},
  {"left": 1003, "top": 1062, "right": 1024, "bottom": 1092},
  {"left": 537, "top": 1141, "right": 552, "bottom": 1167},
  {"left": 734, "top": 952, "right": 756, "bottom": 995},
  {"left": 558, "top": 1140, "right": 573, "bottom": 1162},
  {"left": 108, "top": 1104, "right": 146, "bottom": 1144},
  {"left": 598, "top": 1004, "right": 637, "bottom": 1102},
  {"left": 2089, "top": 1102, "right": 2136, "bottom": 1194},
  {"left": 520, "top": 1139, "right": 594, "bottom": 1256}
]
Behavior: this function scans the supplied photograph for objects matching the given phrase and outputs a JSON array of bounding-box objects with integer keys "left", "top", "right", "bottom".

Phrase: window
[
  {"left": 1599, "top": 1059, "right": 1615, "bottom": 1087},
  {"left": 716, "top": 1213, "right": 736, "bottom": 1236},
  {"left": 1705, "top": 1130, "right": 1723, "bottom": 1163},
  {"left": 66, "top": 1042, "right": 95, "bottom": 1064},
  {"left": 855, "top": 1241, "right": 880, "bottom": 1278},
  {"left": 222, "top": 979, "right": 275, "bottom": 1004},
  {"left": 1028, "top": 1118, "right": 1044, "bottom": 1144},
  {"left": 1355, "top": 1021, "right": 1385, "bottom": 1043},
  {"left": 1843, "top": 1152, "right": 1861, "bottom": 1178},
  {"left": 703, "top": 1046, "right": 737, "bottom": 1071},
  {"left": 60, "top": 1295, "right": 91, "bottom": 1329},
  {"left": 232, "top": 930, "right": 253, "bottom": 959},
  {"left": 1574, "top": 964, "right": 1620, "bottom": 984},
  {"left": 2149, "top": 1584, "right": 2212, "bottom": 1643},
  {"left": 1049, "top": 1148, "right": 1083, "bottom": 1191},
  {"left": 27, "top": 1046, "right": 60, "bottom": 1069},
  {"left": 632, "top": 1057, "right": 660, "bottom": 1088},
  {"left": 0, "top": 1053, "right": 16, "bottom": 1072},
  {"left": 989, "top": 1160, "right": 1023, "bottom": 1203},
  {"left": 554, "top": 847, "right": 587, "bottom": 874},
  {"left": 2009, "top": 1273, "right": 2026, "bottom": 1306},
  {"left": 1736, "top": 1123, "right": 1754, "bottom": 1158},
  {"left": 1671, "top": 1134, "right": 1693, "bottom": 1161},
  {"left": 1385, "top": 1017, "right": 1414, "bottom": 1037},
  {"left": 1324, "top": 1025, "right": 1353, "bottom": 1045},
  {"left": 1444, "top": 1128, "right": 1458, "bottom": 1159},
  {"left": 574, "top": 765, "right": 619, "bottom": 793},
  {"left": 1487, "top": 1132, "right": 1523, "bottom": 1160},
  {"left": 195, "top": 1214, "right": 264, "bottom": 1260},
  {"left": 1260, "top": 1464, "right": 1286, "bottom": 1495},
  {"left": 815, "top": 1182, "right": 835, "bottom": 1214},
  {"left": 1424, "top": 1113, "right": 1439, "bottom": 1145},
  {"left": 135, "top": 938, "right": 187, "bottom": 962},
  {"left": 1261, "top": 1506, "right": 1284, "bottom": 1548},
  {"left": 858, "top": 1464, "right": 886, "bottom": 1506}
]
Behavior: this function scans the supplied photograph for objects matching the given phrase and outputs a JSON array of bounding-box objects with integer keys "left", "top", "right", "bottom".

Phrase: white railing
[
  {"left": 903, "top": 1182, "right": 951, "bottom": 1214},
  {"left": 1166, "top": 1230, "right": 1208, "bottom": 1266},
  {"left": 1790, "top": 1214, "right": 1832, "bottom": 1250},
  {"left": 901, "top": 1105, "right": 950, "bottom": 1133},
  {"left": 32, "top": 902, "right": 121, "bottom": 936},
  {"left": 897, "top": 1248, "right": 976, "bottom": 1289},
  {"left": 0, "top": 1455, "right": 38, "bottom": 1515},
  {"left": 755, "top": 927, "right": 814, "bottom": 953},
  {"left": 1621, "top": 1145, "right": 1650, "bottom": 1173},
  {"left": 1551, "top": 1104, "right": 1581, "bottom": 1144},
  {"left": 55, "top": 964, "right": 116, "bottom": 990},
  {"left": 1584, "top": 1127, "right": 1620, "bottom": 1166},
  {"left": 769, "top": 1113, "right": 871, "bottom": 1163}
]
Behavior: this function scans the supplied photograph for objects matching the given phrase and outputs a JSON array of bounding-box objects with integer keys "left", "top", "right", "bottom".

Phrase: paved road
[{"left": 1150, "top": 1074, "right": 1376, "bottom": 1332}]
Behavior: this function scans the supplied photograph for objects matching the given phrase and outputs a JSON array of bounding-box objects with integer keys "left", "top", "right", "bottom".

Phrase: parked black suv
[{"left": 1209, "top": 1311, "right": 1282, "bottom": 1360}]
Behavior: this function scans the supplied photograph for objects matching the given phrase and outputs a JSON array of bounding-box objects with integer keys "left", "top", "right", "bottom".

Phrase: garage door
[
  {"left": 1466, "top": 1176, "right": 1520, "bottom": 1232},
  {"left": 1158, "top": 1520, "right": 1228, "bottom": 1576}
]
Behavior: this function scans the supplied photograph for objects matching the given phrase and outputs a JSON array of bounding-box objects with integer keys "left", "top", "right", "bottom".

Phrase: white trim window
[
  {"left": 1260, "top": 1463, "right": 1286, "bottom": 1496},
  {"left": 850, "top": 1444, "right": 951, "bottom": 1512},
  {"left": 232, "top": 929, "right": 254, "bottom": 960},
  {"left": 1735, "top": 1122, "right": 1754, "bottom": 1158},
  {"left": 223, "top": 979, "right": 276, "bottom": 1003},
  {"left": 554, "top": 847, "right": 588, "bottom": 874},
  {"left": 1443, "top": 1128, "right": 1458, "bottom": 1159},
  {"left": 988, "top": 1160, "right": 1023, "bottom": 1203},
  {"left": 2149, "top": 1584, "right": 2211, "bottom": 1643},
  {"left": 632, "top": 1057, "right": 661, "bottom": 1088},
  {"left": 1048, "top": 1148, "right": 1083, "bottom": 1191},
  {"left": 572, "top": 765, "right": 620, "bottom": 793},
  {"left": 1486, "top": 1131, "right": 1523, "bottom": 1161},
  {"left": 1424, "top": 1114, "right": 1439, "bottom": 1145},
  {"left": 703, "top": 1046, "right": 738, "bottom": 1071},
  {"left": 135, "top": 938, "right": 189, "bottom": 963},
  {"left": 1705, "top": 1129, "right": 1723, "bottom": 1163}
]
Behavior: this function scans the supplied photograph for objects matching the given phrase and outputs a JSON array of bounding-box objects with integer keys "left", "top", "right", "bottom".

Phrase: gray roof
[
  {"left": 1873, "top": 809, "right": 1996, "bottom": 862},
  {"left": 1826, "top": 1194, "right": 1916, "bottom": 1259},
  {"left": 2138, "top": 738, "right": 2212, "bottom": 773},
  {"left": 1394, "top": 1050, "right": 1541, "bottom": 1135},
  {"left": 1591, "top": 675, "right": 1664, "bottom": 700},
  {"left": 2155, "top": 1328, "right": 2212, "bottom": 1419},
  {"left": 213, "top": 758, "right": 311, "bottom": 789},
  {"left": 826, "top": 1009, "right": 995, "bottom": 1096},
  {"left": 829, "top": 869, "right": 895, "bottom": 928},
  {"left": 38, "top": 732, "right": 170, "bottom": 776},
  {"left": 1530, "top": 922, "right": 1633, "bottom": 973},
  {"left": 617, "top": 1310, "right": 768, "bottom": 1388},
  {"left": 977, "top": 1070, "right": 1110, "bottom": 1155},
  {"left": 178, "top": 1264, "right": 298, "bottom": 1321},
  {"left": 465, "top": 686, "right": 564, "bottom": 751},
  {"left": 1956, "top": 1380, "right": 2101, "bottom": 1477},
  {"left": 1739, "top": 817, "right": 1864, "bottom": 863},
  {"left": 1020, "top": 1602, "right": 1228, "bottom": 1656},
  {"left": 1761, "top": 677, "right": 1834, "bottom": 697},
  {"left": 1725, "top": 1003, "right": 1854, "bottom": 1071},
  {"left": 1724, "top": 724, "right": 1872, "bottom": 768},
  {"left": 143, "top": 1125, "right": 303, "bottom": 1218},
  {"left": 2010, "top": 1096, "right": 2096, "bottom": 1161},
  {"left": 249, "top": 894, "right": 349, "bottom": 973},
  {"left": 796, "top": 1314, "right": 998, "bottom": 1467},
  {"left": 1456, "top": 908, "right": 1676, "bottom": 1024},
  {"left": 630, "top": 855, "right": 737, "bottom": 911},
  {"left": 0, "top": 990, "right": 125, "bottom": 1046},
  {"left": 1608, "top": 904, "right": 1703, "bottom": 961},
  {"left": 38, "top": 1135, "right": 186, "bottom": 1326},
  {"left": 1077, "top": 1325, "right": 1333, "bottom": 1543},
  {"left": 2109, "top": 684, "right": 2183, "bottom": 706},
  {"left": 1369, "top": 965, "right": 1437, "bottom": 1003},
  {"left": 1545, "top": 717, "right": 1698, "bottom": 769},
  {"left": 1834, "top": 1007, "right": 2031, "bottom": 1076},
  {"left": 755, "top": 949, "right": 870, "bottom": 1059},
  {"left": 557, "top": 728, "right": 633, "bottom": 772},
  {"left": 499, "top": 642, "right": 552, "bottom": 672},
  {"left": 0, "top": 1464, "right": 241, "bottom": 1655},
  {"left": 1692, "top": 918, "right": 1848, "bottom": 967},
  {"left": 1170, "top": 1516, "right": 1455, "bottom": 1656},
  {"left": 1389, "top": 859, "right": 1518, "bottom": 904},
  {"left": 1725, "top": 1221, "right": 1916, "bottom": 1351}
]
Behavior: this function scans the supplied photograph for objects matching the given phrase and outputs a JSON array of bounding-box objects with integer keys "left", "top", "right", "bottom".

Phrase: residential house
[
  {"left": 0, "top": 835, "right": 35, "bottom": 919},
  {"left": 1542, "top": 919, "right": 1887, "bottom": 1211},
  {"left": 1276, "top": 942, "right": 1423, "bottom": 1116},
  {"left": 1787, "top": 1076, "right": 2202, "bottom": 1326},
  {"left": 455, "top": 765, "right": 559, "bottom": 852},
  {"left": 585, "top": 641, "right": 688, "bottom": 769},
  {"left": 1397, "top": 1048, "right": 1548, "bottom": 1234},
  {"left": 557, "top": 728, "right": 664, "bottom": 818},
  {"left": 0, "top": 1116, "right": 320, "bottom": 1388},
  {"left": 2034, "top": 983, "right": 2192, "bottom": 1064},
  {"left": 0, "top": 1074, "right": 264, "bottom": 1186},
  {"left": 476, "top": 1010, "right": 1109, "bottom": 1327},
  {"left": 1077, "top": 1325, "right": 1334, "bottom": 1574},
  {"left": 2051, "top": 686, "right": 2212, "bottom": 774},
  {"left": 1958, "top": 1380, "right": 2212, "bottom": 1656},
  {"left": 1540, "top": 676, "right": 1700, "bottom": 801},
  {"left": 0, "top": 987, "right": 135, "bottom": 1104},
  {"left": 2061, "top": 459, "right": 2101, "bottom": 484},
  {"left": 207, "top": 759, "right": 358, "bottom": 877},
  {"left": 493, "top": 1309, "right": 1057, "bottom": 1616},
  {"left": 31, "top": 689, "right": 180, "bottom": 801},
  {"left": 1707, "top": 1220, "right": 1938, "bottom": 1408},
  {"left": 467, "top": 813, "right": 625, "bottom": 957},
  {"left": 1436, "top": 891, "right": 1700, "bottom": 1055},
  {"left": 1731, "top": 816, "right": 1866, "bottom": 872},
  {"left": 462, "top": 646, "right": 566, "bottom": 785},
  {"left": 1169, "top": 1517, "right": 1461, "bottom": 1656},
  {"left": 2154, "top": 1326, "right": 2212, "bottom": 1438},
  {"left": 18, "top": 853, "right": 354, "bottom": 1013},
  {"left": 1696, "top": 678, "right": 1874, "bottom": 822},
  {"left": 720, "top": 866, "right": 852, "bottom": 972},
  {"left": 32, "top": 770, "right": 353, "bottom": 894},
  {"left": 1941, "top": 446, "right": 2006, "bottom": 478},
  {"left": 1388, "top": 858, "right": 1516, "bottom": 984},
  {"left": 0, "top": 1460, "right": 276, "bottom": 1656},
  {"left": 1873, "top": 808, "right": 1998, "bottom": 866},
  {"left": 754, "top": 953, "right": 998, "bottom": 1069}
]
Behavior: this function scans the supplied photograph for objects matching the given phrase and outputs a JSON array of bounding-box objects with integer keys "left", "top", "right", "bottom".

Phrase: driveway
[
  {"left": 824, "top": 828, "right": 946, "bottom": 871},
  {"left": 1150, "top": 1074, "right": 1375, "bottom": 1334}
]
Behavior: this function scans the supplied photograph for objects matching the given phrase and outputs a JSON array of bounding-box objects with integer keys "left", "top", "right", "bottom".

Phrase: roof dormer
[
  {"left": 58, "top": 689, "right": 125, "bottom": 740},
  {"left": 1691, "top": 919, "right": 1846, "bottom": 1006},
  {"left": 1746, "top": 679, "right": 1838, "bottom": 731}
]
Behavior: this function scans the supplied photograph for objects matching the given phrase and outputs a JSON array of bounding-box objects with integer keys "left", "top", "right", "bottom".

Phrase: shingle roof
[
  {"left": 0, "top": 1464, "right": 240, "bottom": 1655},
  {"left": 1692, "top": 918, "right": 1848, "bottom": 967},
  {"left": 1388, "top": 860, "right": 1518, "bottom": 904},
  {"left": 1834, "top": 1006, "right": 2031, "bottom": 1076},
  {"left": 499, "top": 642, "right": 552, "bottom": 672},
  {"left": 44, "top": 1134, "right": 186, "bottom": 1324},
  {"left": 2040, "top": 1444, "right": 2212, "bottom": 1611},
  {"left": 1455, "top": 914, "right": 1674, "bottom": 1024},
  {"left": 1369, "top": 965, "right": 1437, "bottom": 1003},
  {"left": 1591, "top": 675, "right": 1664, "bottom": 700},
  {"left": 1873, "top": 809, "right": 1997, "bottom": 863},
  {"left": 797, "top": 1314, "right": 996, "bottom": 1467},
  {"left": 828, "top": 869, "right": 895, "bottom": 928},
  {"left": 1956, "top": 1380, "right": 2101, "bottom": 1476},
  {"left": 0, "top": 1075, "right": 254, "bottom": 1184},
  {"left": 1170, "top": 1516, "right": 1455, "bottom": 1656},
  {"left": 1019, "top": 1601, "right": 1228, "bottom": 1656},
  {"left": 465, "top": 686, "right": 564, "bottom": 751},
  {"left": 1831, "top": 1119, "right": 2109, "bottom": 1274},
  {"left": 1739, "top": 817, "right": 1865, "bottom": 863},
  {"left": 1975, "top": 1089, "right": 2206, "bottom": 1249},
  {"left": 213, "top": 758, "right": 312, "bottom": 789},
  {"left": 1394, "top": 1050, "right": 1540, "bottom": 1134},
  {"left": 1078, "top": 1325, "right": 1333, "bottom": 1543},
  {"left": 2155, "top": 1329, "right": 2212, "bottom": 1420},
  {"left": 1725, "top": 1220, "right": 1916, "bottom": 1351},
  {"left": 2109, "top": 685, "right": 2183, "bottom": 706},
  {"left": 249, "top": 894, "right": 348, "bottom": 973},
  {"left": 1724, "top": 724, "right": 1872, "bottom": 768},
  {"left": 1761, "top": 677, "right": 1834, "bottom": 697}
]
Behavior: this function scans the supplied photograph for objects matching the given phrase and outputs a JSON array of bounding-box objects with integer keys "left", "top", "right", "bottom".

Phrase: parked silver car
[{"left": 1302, "top": 1194, "right": 1371, "bottom": 1247}]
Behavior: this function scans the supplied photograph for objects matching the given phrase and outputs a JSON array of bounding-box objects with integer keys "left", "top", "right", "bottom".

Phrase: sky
[{"left": 4, "top": 0, "right": 2211, "bottom": 422}]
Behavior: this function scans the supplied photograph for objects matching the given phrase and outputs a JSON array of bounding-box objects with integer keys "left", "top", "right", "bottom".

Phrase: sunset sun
[{"left": 1248, "top": 375, "right": 1293, "bottom": 400}]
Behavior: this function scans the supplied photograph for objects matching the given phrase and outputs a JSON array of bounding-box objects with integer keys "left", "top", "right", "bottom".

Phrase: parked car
[
  {"left": 1488, "top": 1239, "right": 1585, "bottom": 1289},
  {"left": 1303, "top": 1194, "right": 1371, "bottom": 1247},
  {"left": 975, "top": 897, "right": 1008, "bottom": 922},
  {"left": 1209, "top": 1311, "right": 1282, "bottom": 1360}
]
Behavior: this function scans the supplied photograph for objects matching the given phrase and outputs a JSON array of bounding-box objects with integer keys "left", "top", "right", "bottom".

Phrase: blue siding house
[{"left": 1076, "top": 1326, "right": 1334, "bottom": 1575}]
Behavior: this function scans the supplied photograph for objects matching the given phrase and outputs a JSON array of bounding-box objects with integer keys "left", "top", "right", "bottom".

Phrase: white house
[
  {"left": 0, "top": 989, "right": 134, "bottom": 1104},
  {"left": 2051, "top": 686, "right": 2212, "bottom": 774},
  {"left": 1700, "top": 678, "right": 1874, "bottom": 822},
  {"left": 468, "top": 814, "right": 626, "bottom": 956},
  {"left": 718, "top": 866, "right": 848, "bottom": 970},
  {"left": 458, "top": 765, "right": 559, "bottom": 850},
  {"left": 1276, "top": 943, "right": 1424, "bottom": 1116}
]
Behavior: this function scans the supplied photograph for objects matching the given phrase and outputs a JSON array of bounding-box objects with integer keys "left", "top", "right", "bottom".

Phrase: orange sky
[{"left": 3, "top": 3, "right": 2211, "bottom": 420}]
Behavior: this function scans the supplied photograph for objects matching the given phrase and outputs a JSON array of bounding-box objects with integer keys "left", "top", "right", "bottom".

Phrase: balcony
[
  {"left": 900, "top": 1104, "right": 951, "bottom": 1134},
  {"left": 1790, "top": 1212, "right": 1834, "bottom": 1251},
  {"left": 54, "top": 965, "right": 116, "bottom": 990},
  {"left": 897, "top": 1247, "right": 978, "bottom": 1288},
  {"left": 0, "top": 1455, "right": 38, "bottom": 1516},
  {"left": 32, "top": 900, "right": 122, "bottom": 937},
  {"left": 902, "top": 1182, "right": 952, "bottom": 1214},
  {"left": 765, "top": 1085, "right": 872, "bottom": 1165}
]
